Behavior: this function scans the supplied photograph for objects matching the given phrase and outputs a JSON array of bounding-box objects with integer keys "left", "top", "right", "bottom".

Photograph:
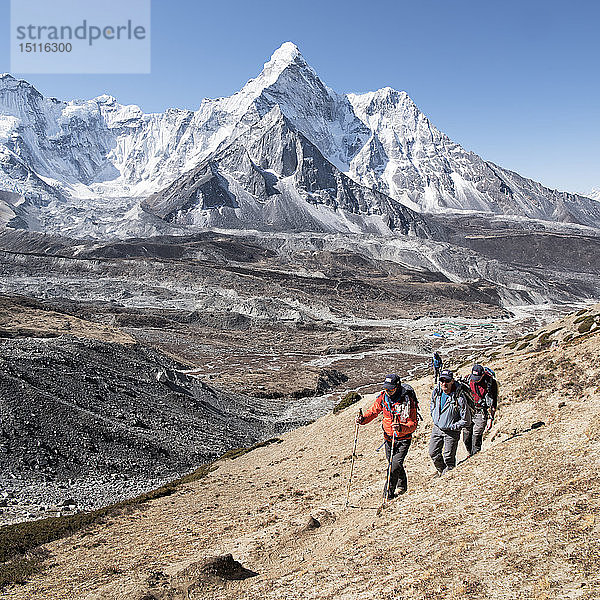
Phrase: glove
[
  {"left": 355, "top": 414, "right": 364, "bottom": 425},
  {"left": 485, "top": 418, "right": 493, "bottom": 433},
  {"left": 392, "top": 422, "right": 404, "bottom": 433}
]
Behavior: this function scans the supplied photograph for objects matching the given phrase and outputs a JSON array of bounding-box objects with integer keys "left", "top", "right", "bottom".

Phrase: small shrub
[
  {"left": 537, "top": 332, "right": 551, "bottom": 347},
  {"left": 537, "top": 328, "right": 561, "bottom": 349},
  {"left": 220, "top": 438, "right": 282, "bottom": 461},
  {"left": 219, "top": 447, "right": 250, "bottom": 460},
  {"left": 508, "top": 332, "right": 536, "bottom": 351},
  {"left": 554, "top": 356, "right": 577, "bottom": 371},
  {"left": 333, "top": 392, "right": 361, "bottom": 414},
  {"left": 104, "top": 565, "right": 122, "bottom": 575},
  {"left": 0, "top": 553, "right": 46, "bottom": 588},
  {"left": 577, "top": 317, "right": 595, "bottom": 334},
  {"left": 562, "top": 379, "right": 585, "bottom": 395}
]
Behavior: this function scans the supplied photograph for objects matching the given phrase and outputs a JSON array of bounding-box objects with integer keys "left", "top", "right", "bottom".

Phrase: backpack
[
  {"left": 383, "top": 385, "right": 422, "bottom": 424},
  {"left": 483, "top": 366, "right": 496, "bottom": 379},
  {"left": 409, "top": 388, "right": 423, "bottom": 423},
  {"left": 433, "top": 381, "right": 472, "bottom": 424},
  {"left": 463, "top": 367, "right": 498, "bottom": 410},
  {"left": 454, "top": 378, "right": 475, "bottom": 412},
  {"left": 482, "top": 367, "right": 498, "bottom": 397}
]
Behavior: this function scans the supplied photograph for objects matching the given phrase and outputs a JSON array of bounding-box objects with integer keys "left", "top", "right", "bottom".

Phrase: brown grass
[{"left": 2, "top": 306, "right": 599, "bottom": 600}]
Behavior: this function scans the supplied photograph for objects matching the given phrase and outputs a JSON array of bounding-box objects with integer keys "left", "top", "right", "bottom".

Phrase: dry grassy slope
[{"left": 4, "top": 305, "right": 600, "bottom": 600}]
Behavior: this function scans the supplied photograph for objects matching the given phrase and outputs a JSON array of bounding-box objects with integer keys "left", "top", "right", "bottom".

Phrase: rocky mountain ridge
[
  {"left": 588, "top": 188, "right": 600, "bottom": 201},
  {"left": 141, "top": 105, "right": 433, "bottom": 235},
  {"left": 1, "top": 43, "right": 600, "bottom": 236}
]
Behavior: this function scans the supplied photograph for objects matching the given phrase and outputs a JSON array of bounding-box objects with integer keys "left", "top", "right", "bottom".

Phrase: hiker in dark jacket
[
  {"left": 429, "top": 369, "right": 471, "bottom": 475},
  {"left": 463, "top": 364, "right": 498, "bottom": 456},
  {"left": 432, "top": 352, "right": 443, "bottom": 383},
  {"left": 356, "top": 374, "right": 418, "bottom": 498}
]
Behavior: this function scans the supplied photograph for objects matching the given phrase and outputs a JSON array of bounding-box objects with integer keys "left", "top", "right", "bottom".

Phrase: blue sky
[{"left": 1, "top": 0, "right": 598, "bottom": 195}]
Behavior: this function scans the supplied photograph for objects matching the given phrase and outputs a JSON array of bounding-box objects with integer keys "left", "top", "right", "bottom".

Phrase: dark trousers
[
  {"left": 428, "top": 425, "right": 460, "bottom": 474},
  {"left": 463, "top": 411, "right": 487, "bottom": 455},
  {"left": 383, "top": 437, "right": 411, "bottom": 498},
  {"left": 433, "top": 367, "right": 441, "bottom": 383}
]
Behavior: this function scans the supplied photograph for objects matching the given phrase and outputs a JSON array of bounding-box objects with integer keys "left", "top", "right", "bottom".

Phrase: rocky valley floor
[
  {"left": 0, "top": 284, "right": 568, "bottom": 526},
  {"left": 0, "top": 227, "right": 521, "bottom": 522},
  {"left": 0, "top": 222, "right": 591, "bottom": 526},
  {"left": 0, "top": 226, "right": 598, "bottom": 597}
]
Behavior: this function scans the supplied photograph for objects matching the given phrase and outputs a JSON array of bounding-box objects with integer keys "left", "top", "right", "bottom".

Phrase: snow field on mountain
[{"left": 2, "top": 44, "right": 600, "bottom": 234}]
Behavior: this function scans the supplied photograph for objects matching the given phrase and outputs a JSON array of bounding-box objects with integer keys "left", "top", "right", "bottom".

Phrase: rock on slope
[
  {"left": 0, "top": 336, "right": 271, "bottom": 481},
  {"left": 3, "top": 304, "right": 599, "bottom": 599}
]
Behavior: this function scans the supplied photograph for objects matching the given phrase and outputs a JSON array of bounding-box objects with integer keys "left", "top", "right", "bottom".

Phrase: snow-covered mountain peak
[
  {"left": 95, "top": 94, "right": 117, "bottom": 105},
  {"left": 348, "top": 87, "right": 422, "bottom": 121},
  {"left": 0, "top": 73, "right": 41, "bottom": 99},
  {"left": 94, "top": 97, "right": 145, "bottom": 128},
  {"left": 350, "top": 87, "right": 409, "bottom": 104},
  {"left": 265, "top": 41, "right": 303, "bottom": 70},
  {"left": 227, "top": 44, "right": 367, "bottom": 172},
  {"left": 2, "top": 42, "right": 600, "bottom": 234},
  {"left": 0, "top": 73, "right": 19, "bottom": 86},
  {"left": 588, "top": 188, "right": 600, "bottom": 202},
  {"left": 239, "top": 41, "right": 317, "bottom": 101},
  {"left": 0, "top": 77, "right": 48, "bottom": 131}
]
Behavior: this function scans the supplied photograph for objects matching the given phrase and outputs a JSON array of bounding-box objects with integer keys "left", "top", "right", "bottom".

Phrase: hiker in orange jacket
[{"left": 356, "top": 374, "right": 418, "bottom": 498}]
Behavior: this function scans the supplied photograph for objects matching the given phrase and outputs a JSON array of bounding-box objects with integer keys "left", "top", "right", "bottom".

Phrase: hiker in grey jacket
[{"left": 428, "top": 369, "right": 471, "bottom": 475}]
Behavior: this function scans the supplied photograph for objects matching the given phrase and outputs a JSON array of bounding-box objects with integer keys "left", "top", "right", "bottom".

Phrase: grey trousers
[
  {"left": 428, "top": 424, "right": 460, "bottom": 474},
  {"left": 463, "top": 411, "right": 487, "bottom": 455},
  {"left": 383, "top": 438, "right": 411, "bottom": 498}
]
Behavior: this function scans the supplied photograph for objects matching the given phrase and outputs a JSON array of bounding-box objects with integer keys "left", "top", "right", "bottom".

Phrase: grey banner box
[{"left": 11, "top": 0, "right": 151, "bottom": 74}]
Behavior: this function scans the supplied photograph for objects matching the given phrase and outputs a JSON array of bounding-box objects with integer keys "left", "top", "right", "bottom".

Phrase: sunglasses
[{"left": 440, "top": 379, "right": 452, "bottom": 384}]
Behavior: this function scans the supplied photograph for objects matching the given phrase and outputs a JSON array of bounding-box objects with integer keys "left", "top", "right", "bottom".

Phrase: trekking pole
[
  {"left": 383, "top": 430, "right": 396, "bottom": 504},
  {"left": 345, "top": 408, "right": 362, "bottom": 508}
]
